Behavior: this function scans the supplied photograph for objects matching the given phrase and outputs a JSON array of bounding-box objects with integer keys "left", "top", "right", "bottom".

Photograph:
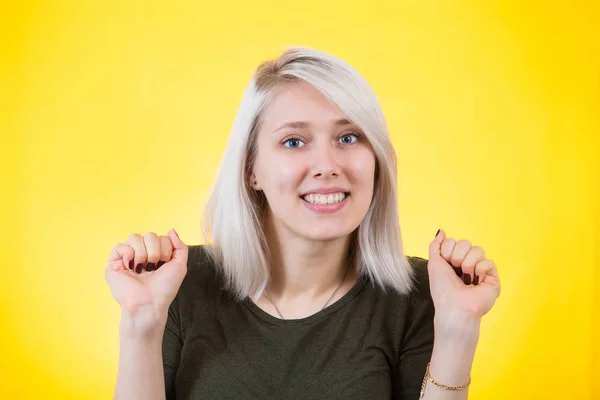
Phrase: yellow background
[{"left": 2, "top": 1, "right": 598, "bottom": 399}]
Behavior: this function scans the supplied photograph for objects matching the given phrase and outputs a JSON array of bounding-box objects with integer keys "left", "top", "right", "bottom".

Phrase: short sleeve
[
  {"left": 162, "top": 296, "right": 183, "bottom": 400},
  {"left": 393, "top": 258, "right": 435, "bottom": 400}
]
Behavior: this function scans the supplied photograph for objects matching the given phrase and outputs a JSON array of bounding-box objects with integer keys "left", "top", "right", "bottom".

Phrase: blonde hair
[{"left": 202, "top": 46, "right": 416, "bottom": 301}]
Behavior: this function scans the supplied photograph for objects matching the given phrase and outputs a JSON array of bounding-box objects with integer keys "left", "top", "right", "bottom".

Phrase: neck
[{"left": 265, "top": 213, "right": 353, "bottom": 301}]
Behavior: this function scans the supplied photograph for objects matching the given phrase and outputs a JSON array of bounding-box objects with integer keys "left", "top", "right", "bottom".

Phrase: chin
[{"left": 301, "top": 225, "right": 354, "bottom": 242}]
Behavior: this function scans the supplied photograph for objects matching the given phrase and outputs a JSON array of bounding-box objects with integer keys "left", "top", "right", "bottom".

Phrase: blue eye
[
  {"left": 339, "top": 133, "right": 360, "bottom": 145},
  {"left": 283, "top": 138, "right": 305, "bottom": 148}
]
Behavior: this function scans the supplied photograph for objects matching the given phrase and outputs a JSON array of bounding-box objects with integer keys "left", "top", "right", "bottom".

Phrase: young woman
[{"left": 105, "top": 47, "right": 501, "bottom": 399}]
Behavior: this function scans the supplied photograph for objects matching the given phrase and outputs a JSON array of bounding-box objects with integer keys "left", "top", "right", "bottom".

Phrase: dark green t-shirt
[{"left": 162, "top": 245, "right": 435, "bottom": 399}]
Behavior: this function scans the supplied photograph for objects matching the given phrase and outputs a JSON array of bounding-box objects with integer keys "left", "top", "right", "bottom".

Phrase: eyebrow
[{"left": 273, "top": 118, "right": 354, "bottom": 133}]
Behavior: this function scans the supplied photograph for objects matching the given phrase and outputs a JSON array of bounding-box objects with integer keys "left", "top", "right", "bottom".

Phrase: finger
[
  {"left": 156, "top": 235, "right": 173, "bottom": 270},
  {"left": 107, "top": 243, "right": 135, "bottom": 271},
  {"left": 439, "top": 236, "right": 455, "bottom": 261},
  {"left": 440, "top": 236, "right": 459, "bottom": 275},
  {"left": 143, "top": 232, "right": 161, "bottom": 271},
  {"left": 477, "top": 259, "right": 501, "bottom": 297},
  {"left": 153, "top": 229, "right": 188, "bottom": 282},
  {"left": 451, "top": 239, "right": 472, "bottom": 284},
  {"left": 478, "top": 259, "right": 500, "bottom": 284},
  {"left": 482, "top": 277, "right": 501, "bottom": 298},
  {"left": 167, "top": 228, "right": 188, "bottom": 261},
  {"left": 428, "top": 228, "right": 447, "bottom": 262},
  {"left": 125, "top": 233, "right": 147, "bottom": 274},
  {"left": 460, "top": 245, "right": 485, "bottom": 285}
]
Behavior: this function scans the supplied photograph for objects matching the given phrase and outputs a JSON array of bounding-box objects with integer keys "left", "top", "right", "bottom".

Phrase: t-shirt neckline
[{"left": 243, "top": 276, "right": 369, "bottom": 327}]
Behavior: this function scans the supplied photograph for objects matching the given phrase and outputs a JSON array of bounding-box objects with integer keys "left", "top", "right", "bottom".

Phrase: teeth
[{"left": 303, "top": 192, "right": 346, "bottom": 205}]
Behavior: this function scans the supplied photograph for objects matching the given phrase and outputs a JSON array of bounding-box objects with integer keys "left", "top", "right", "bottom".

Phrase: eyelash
[{"left": 281, "top": 132, "right": 362, "bottom": 148}]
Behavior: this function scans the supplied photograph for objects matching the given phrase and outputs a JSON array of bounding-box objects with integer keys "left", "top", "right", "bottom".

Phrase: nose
[{"left": 312, "top": 142, "right": 340, "bottom": 178}]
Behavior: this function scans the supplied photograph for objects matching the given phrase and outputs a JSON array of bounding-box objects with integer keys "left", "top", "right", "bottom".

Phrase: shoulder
[
  {"left": 175, "top": 244, "right": 227, "bottom": 303},
  {"left": 186, "top": 244, "right": 218, "bottom": 278},
  {"left": 361, "top": 255, "right": 432, "bottom": 320},
  {"left": 406, "top": 256, "right": 431, "bottom": 301},
  {"left": 403, "top": 255, "right": 434, "bottom": 324},
  {"left": 166, "top": 245, "right": 227, "bottom": 337}
]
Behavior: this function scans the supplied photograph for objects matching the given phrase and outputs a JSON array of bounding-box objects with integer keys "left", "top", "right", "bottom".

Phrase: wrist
[
  {"left": 119, "top": 305, "right": 168, "bottom": 341},
  {"left": 428, "top": 313, "right": 480, "bottom": 389},
  {"left": 421, "top": 309, "right": 481, "bottom": 397},
  {"left": 434, "top": 306, "right": 481, "bottom": 342},
  {"left": 428, "top": 339, "right": 477, "bottom": 388}
]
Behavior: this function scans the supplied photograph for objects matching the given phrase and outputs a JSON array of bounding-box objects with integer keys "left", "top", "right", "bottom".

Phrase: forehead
[{"left": 261, "top": 81, "right": 347, "bottom": 128}]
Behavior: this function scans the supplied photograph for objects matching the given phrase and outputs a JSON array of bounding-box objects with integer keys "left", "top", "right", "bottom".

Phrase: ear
[{"left": 249, "top": 172, "right": 261, "bottom": 190}]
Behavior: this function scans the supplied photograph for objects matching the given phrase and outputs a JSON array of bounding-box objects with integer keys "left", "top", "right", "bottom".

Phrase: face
[{"left": 251, "top": 81, "right": 376, "bottom": 242}]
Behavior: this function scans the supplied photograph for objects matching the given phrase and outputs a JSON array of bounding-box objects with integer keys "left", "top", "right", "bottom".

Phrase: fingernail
[
  {"left": 453, "top": 266, "right": 463, "bottom": 277},
  {"left": 463, "top": 273, "right": 472, "bottom": 285},
  {"left": 157, "top": 261, "right": 165, "bottom": 269},
  {"left": 146, "top": 262, "right": 155, "bottom": 271},
  {"left": 135, "top": 263, "right": 143, "bottom": 274},
  {"left": 435, "top": 229, "right": 440, "bottom": 238},
  {"left": 473, "top": 274, "right": 479, "bottom": 285},
  {"left": 173, "top": 228, "right": 179, "bottom": 238},
  {"left": 128, "top": 259, "right": 134, "bottom": 270}
]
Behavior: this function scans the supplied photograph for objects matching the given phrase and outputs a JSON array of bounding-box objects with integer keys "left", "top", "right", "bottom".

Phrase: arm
[
  {"left": 113, "top": 306, "right": 168, "bottom": 400},
  {"left": 420, "top": 311, "right": 480, "bottom": 400},
  {"left": 419, "top": 228, "right": 501, "bottom": 399},
  {"left": 113, "top": 300, "right": 182, "bottom": 400},
  {"left": 114, "top": 309, "right": 168, "bottom": 400},
  {"left": 106, "top": 230, "right": 189, "bottom": 400},
  {"left": 393, "top": 257, "right": 480, "bottom": 399}
]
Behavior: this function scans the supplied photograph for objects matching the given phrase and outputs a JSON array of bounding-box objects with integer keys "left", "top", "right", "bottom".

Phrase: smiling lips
[
  {"left": 302, "top": 192, "right": 347, "bottom": 205},
  {"left": 299, "top": 191, "right": 350, "bottom": 214}
]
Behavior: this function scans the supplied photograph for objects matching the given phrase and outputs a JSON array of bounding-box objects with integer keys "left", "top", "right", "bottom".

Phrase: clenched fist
[
  {"left": 105, "top": 228, "right": 188, "bottom": 333},
  {"left": 427, "top": 229, "right": 501, "bottom": 336}
]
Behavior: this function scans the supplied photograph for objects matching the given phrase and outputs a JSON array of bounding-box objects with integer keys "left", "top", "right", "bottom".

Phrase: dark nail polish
[
  {"left": 146, "top": 262, "right": 155, "bottom": 271},
  {"left": 453, "top": 266, "right": 463, "bottom": 277},
  {"left": 473, "top": 274, "right": 479, "bottom": 285},
  {"left": 128, "top": 259, "right": 134, "bottom": 270},
  {"left": 463, "top": 273, "right": 472, "bottom": 285},
  {"left": 435, "top": 229, "right": 440, "bottom": 238},
  {"left": 135, "top": 263, "right": 143, "bottom": 274},
  {"left": 157, "top": 261, "right": 165, "bottom": 269}
]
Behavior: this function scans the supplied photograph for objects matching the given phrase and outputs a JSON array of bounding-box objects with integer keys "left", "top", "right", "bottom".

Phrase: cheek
[
  {"left": 348, "top": 152, "right": 376, "bottom": 188},
  {"left": 257, "top": 153, "right": 305, "bottom": 195},
  {"left": 275, "top": 162, "right": 302, "bottom": 193}
]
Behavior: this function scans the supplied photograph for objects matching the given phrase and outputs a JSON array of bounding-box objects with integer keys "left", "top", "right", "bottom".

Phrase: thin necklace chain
[{"left": 264, "top": 266, "right": 350, "bottom": 320}]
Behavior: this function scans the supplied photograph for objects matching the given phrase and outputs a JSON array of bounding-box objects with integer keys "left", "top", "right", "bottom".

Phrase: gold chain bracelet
[{"left": 420, "top": 362, "right": 471, "bottom": 398}]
